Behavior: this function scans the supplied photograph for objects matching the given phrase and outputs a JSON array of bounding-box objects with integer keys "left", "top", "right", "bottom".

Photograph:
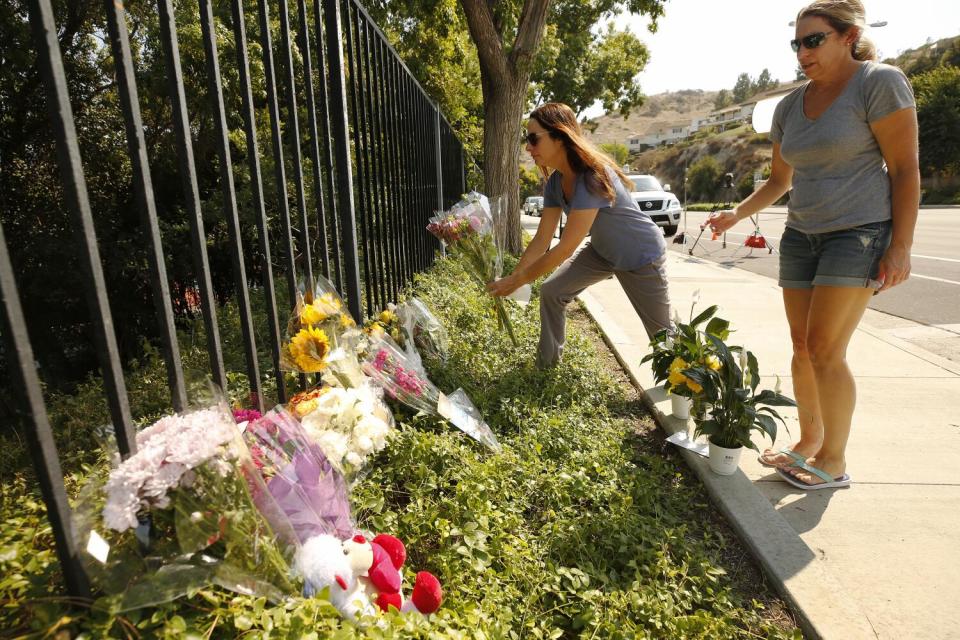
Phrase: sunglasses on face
[
  {"left": 524, "top": 131, "right": 549, "bottom": 146},
  {"left": 790, "top": 30, "right": 834, "bottom": 53}
]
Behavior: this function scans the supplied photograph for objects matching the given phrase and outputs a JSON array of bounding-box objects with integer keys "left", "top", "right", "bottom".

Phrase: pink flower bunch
[
  {"left": 371, "top": 348, "right": 424, "bottom": 398},
  {"left": 102, "top": 407, "right": 242, "bottom": 532},
  {"left": 426, "top": 213, "right": 474, "bottom": 245},
  {"left": 233, "top": 408, "right": 263, "bottom": 424}
]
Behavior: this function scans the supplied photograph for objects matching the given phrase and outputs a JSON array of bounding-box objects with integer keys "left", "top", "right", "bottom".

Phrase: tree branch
[
  {"left": 510, "top": 0, "right": 551, "bottom": 76},
  {"left": 459, "top": 0, "right": 508, "bottom": 81}
]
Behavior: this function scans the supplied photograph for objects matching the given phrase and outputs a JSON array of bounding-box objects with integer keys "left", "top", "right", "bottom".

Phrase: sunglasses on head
[
  {"left": 523, "top": 131, "right": 549, "bottom": 146},
  {"left": 791, "top": 30, "right": 834, "bottom": 53}
]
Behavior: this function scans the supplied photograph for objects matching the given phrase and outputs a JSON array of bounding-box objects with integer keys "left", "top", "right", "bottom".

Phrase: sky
[{"left": 583, "top": 0, "right": 960, "bottom": 118}]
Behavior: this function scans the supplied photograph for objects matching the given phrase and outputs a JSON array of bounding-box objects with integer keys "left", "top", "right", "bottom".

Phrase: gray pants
[{"left": 537, "top": 244, "right": 671, "bottom": 368}]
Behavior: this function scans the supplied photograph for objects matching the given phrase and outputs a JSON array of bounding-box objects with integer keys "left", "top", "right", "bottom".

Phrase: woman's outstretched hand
[
  {"left": 487, "top": 274, "right": 521, "bottom": 298},
  {"left": 706, "top": 209, "right": 739, "bottom": 235}
]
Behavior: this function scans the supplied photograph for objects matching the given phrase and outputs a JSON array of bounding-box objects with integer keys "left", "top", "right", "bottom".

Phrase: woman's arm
[
  {"left": 870, "top": 106, "right": 920, "bottom": 291},
  {"left": 708, "top": 143, "right": 793, "bottom": 233},
  {"left": 487, "top": 208, "right": 597, "bottom": 296},
  {"left": 515, "top": 207, "right": 562, "bottom": 273}
]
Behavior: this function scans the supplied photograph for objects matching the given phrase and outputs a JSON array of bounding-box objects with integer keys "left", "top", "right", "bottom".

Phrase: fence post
[
  {"left": 324, "top": 0, "right": 363, "bottom": 321},
  {"left": 434, "top": 103, "right": 444, "bottom": 215},
  {"left": 0, "top": 223, "right": 91, "bottom": 598}
]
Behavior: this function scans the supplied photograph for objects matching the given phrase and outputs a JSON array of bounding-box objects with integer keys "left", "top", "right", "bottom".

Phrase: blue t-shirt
[{"left": 543, "top": 167, "right": 666, "bottom": 270}]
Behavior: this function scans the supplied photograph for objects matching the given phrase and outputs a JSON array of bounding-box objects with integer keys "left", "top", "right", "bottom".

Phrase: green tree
[
  {"left": 687, "top": 156, "right": 722, "bottom": 202},
  {"left": 732, "top": 72, "right": 753, "bottom": 103},
  {"left": 519, "top": 165, "right": 544, "bottom": 200},
  {"left": 755, "top": 68, "right": 778, "bottom": 92},
  {"left": 912, "top": 65, "right": 960, "bottom": 176},
  {"left": 599, "top": 142, "right": 629, "bottom": 166},
  {"left": 460, "top": 0, "right": 666, "bottom": 252},
  {"left": 531, "top": 23, "right": 650, "bottom": 117},
  {"left": 713, "top": 88, "right": 732, "bottom": 110}
]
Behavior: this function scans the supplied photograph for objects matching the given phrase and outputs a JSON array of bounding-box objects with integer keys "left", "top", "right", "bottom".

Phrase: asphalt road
[
  {"left": 521, "top": 207, "right": 960, "bottom": 362},
  {"left": 670, "top": 207, "right": 960, "bottom": 327}
]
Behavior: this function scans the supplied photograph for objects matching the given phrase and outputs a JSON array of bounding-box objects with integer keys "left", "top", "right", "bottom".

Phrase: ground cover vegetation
[{"left": 1, "top": 249, "right": 800, "bottom": 638}]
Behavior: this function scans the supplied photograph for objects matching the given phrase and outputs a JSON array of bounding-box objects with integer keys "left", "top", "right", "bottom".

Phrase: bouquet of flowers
[
  {"left": 363, "top": 303, "right": 405, "bottom": 348},
  {"left": 75, "top": 399, "right": 296, "bottom": 611},
  {"left": 281, "top": 276, "right": 359, "bottom": 375},
  {"left": 240, "top": 407, "right": 355, "bottom": 544},
  {"left": 427, "top": 192, "right": 524, "bottom": 345},
  {"left": 361, "top": 336, "right": 501, "bottom": 451},
  {"left": 291, "top": 383, "right": 395, "bottom": 478},
  {"left": 396, "top": 296, "right": 449, "bottom": 364}
]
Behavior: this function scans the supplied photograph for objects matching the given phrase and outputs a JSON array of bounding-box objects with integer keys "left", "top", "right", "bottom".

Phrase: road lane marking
[
  {"left": 912, "top": 254, "right": 960, "bottom": 264},
  {"left": 911, "top": 273, "right": 960, "bottom": 286}
]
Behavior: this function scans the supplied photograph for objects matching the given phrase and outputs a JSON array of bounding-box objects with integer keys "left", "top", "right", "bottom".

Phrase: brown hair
[
  {"left": 797, "top": 0, "right": 878, "bottom": 61},
  {"left": 528, "top": 102, "right": 628, "bottom": 202}
]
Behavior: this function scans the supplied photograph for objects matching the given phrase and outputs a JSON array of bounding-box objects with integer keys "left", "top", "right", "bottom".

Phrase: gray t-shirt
[
  {"left": 542, "top": 167, "right": 666, "bottom": 270},
  {"left": 770, "top": 61, "right": 915, "bottom": 233}
]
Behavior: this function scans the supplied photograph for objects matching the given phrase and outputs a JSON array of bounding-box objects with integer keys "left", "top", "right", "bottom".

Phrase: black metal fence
[{"left": 0, "top": 0, "right": 466, "bottom": 598}]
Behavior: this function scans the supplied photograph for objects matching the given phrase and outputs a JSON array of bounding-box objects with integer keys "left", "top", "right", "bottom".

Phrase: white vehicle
[
  {"left": 626, "top": 174, "right": 682, "bottom": 236},
  {"left": 523, "top": 195, "right": 544, "bottom": 216}
]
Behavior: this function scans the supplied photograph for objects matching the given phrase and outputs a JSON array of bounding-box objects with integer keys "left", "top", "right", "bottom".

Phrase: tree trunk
[
  {"left": 481, "top": 70, "right": 527, "bottom": 255},
  {"left": 458, "top": 0, "right": 551, "bottom": 255}
]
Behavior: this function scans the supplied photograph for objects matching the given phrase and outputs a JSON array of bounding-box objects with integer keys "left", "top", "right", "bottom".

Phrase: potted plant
[
  {"left": 683, "top": 334, "right": 797, "bottom": 475},
  {"left": 641, "top": 294, "right": 730, "bottom": 420}
]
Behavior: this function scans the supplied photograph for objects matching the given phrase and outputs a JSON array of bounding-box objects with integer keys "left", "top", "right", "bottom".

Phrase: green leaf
[{"left": 690, "top": 305, "right": 718, "bottom": 328}]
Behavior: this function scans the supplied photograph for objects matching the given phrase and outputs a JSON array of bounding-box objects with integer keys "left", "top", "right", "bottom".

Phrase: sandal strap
[{"left": 792, "top": 459, "right": 835, "bottom": 484}]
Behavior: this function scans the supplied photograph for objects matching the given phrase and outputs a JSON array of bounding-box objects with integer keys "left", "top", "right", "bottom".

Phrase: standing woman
[
  {"left": 708, "top": 0, "right": 919, "bottom": 489},
  {"left": 487, "top": 102, "right": 671, "bottom": 368}
]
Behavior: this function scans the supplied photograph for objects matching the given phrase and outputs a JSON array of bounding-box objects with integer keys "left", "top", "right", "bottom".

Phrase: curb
[{"left": 577, "top": 289, "right": 878, "bottom": 640}]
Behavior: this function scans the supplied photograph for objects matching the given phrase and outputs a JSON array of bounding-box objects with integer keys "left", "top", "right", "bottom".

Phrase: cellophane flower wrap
[
  {"left": 241, "top": 407, "right": 355, "bottom": 544},
  {"left": 361, "top": 335, "right": 501, "bottom": 451},
  {"left": 281, "top": 275, "right": 360, "bottom": 375},
  {"left": 426, "top": 192, "right": 518, "bottom": 345},
  {"left": 288, "top": 383, "right": 395, "bottom": 479},
  {"left": 74, "top": 398, "right": 297, "bottom": 611},
  {"left": 363, "top": 302, "right": 404, "bottom": 347},
  {"left": 396, "top": 296, "right": 449, "bottom": 366}
]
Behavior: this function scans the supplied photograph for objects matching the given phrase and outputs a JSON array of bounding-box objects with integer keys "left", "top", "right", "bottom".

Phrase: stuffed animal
[
  {"left": 401, "top": 571, "right": 443, "bottom": 615},
  {"left": 294, "top": 533, "right": 376, "bottom": 618},
  {"left": 296, "top": 531, "right": 443, "bottom": 619}
]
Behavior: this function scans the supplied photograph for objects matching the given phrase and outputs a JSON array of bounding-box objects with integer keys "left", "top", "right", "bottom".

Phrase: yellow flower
[
  {"left": 365, "top": 321, "right": 385, "bottom": 338},
  {"left": 685, "top": 378, "right": 703, "bottom": 393},
  {"left": 705, "top": 355, "right": 721, "bottom": 370},
  {"left": 294, "top": 398, "right": 318, "bottom": 417},
  {"left": 300, "top": 302, "right": 327, "bottom": 326},
  {"left": 340, "top": 314, "right": 356, "bottom": 329},
  {"left": 379, "top": 309, "right": 397, "bottom": 325},
  {"left": 288, "top": 326, "right": 331, "bottom": 372},
  {"left": 668, "top": 356, "right": 688, "bottom": 372}
]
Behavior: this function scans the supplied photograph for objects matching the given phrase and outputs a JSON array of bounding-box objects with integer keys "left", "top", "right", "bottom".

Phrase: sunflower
[
  {"left": 287, "top": 326, "right": 331, "bottom": 372},
  {"left": 300, "top": 302, "right": 328, "bottom": 326}
]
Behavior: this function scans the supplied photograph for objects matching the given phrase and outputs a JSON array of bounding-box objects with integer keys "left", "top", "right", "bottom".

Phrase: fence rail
[{"left": 2, "top": 0, "right": 466, "bottom": 598}]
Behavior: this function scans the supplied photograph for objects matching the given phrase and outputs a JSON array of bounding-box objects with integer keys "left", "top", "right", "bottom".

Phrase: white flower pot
[
  {"left": 670, "top": 395, "right": 691, "bottom": 419},
  {"left": 708, "top": 440, "right": 743, "bottom": 475}
]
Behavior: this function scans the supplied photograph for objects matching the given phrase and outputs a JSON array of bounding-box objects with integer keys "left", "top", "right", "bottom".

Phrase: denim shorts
[{"left": 778, "top": 220, "right": 892, "bottom": 289}]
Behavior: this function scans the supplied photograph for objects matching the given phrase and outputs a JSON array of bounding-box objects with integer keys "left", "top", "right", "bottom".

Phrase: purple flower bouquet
[{"left": 241, "top": 407, "right": 355, "bottom": 544}]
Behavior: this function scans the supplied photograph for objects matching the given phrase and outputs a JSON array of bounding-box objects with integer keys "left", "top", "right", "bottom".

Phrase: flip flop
[
  {"left": 757, "top": 448, "right": 805, "bottom": 468},
  {"left": 776, "top": 462, "right": 851, "bottom": 491}
]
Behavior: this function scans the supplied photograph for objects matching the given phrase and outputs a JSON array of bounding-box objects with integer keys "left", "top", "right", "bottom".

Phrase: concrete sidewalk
[{"left": 577, "top": 251, "right": 960, "bottom": 639}]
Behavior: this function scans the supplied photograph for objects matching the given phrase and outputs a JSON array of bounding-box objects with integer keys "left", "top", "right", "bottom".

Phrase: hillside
[
  {"left": 883, "top": 34, "right": 960, "bottom": 77},
  {"left": 581, "top": 89, "right": 719, "bottom": 145}
]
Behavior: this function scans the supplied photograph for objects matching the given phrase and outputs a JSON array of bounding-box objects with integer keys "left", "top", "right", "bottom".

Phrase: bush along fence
[{"left": 1, "top": 0, "right": 466, "bottom": 600}]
